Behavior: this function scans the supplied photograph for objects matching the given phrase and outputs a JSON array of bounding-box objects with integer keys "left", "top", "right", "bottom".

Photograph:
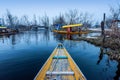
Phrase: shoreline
[{"left": 78, "top": 36, "right": 120, "bottom": 61}]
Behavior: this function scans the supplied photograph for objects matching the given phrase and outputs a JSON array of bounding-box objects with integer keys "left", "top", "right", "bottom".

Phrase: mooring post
[
  {"left": 101, "top": 13, "right": 106, "bottom": 36},
  {"left": 103, "top": 13, "right": 105, "bottom": 24}
]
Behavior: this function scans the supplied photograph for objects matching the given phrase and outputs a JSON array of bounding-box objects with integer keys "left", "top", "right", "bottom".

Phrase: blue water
[{"left": 0, "top": 31, "right": 119, "bottom": 80}]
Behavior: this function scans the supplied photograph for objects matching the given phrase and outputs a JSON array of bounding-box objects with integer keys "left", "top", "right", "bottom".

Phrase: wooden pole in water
[
  {"left": 101, "top": 21, "right": 104, "bottom": 35},
  {"left": 103, "top": 13, "right": 105, "bottom": 24},
  {"left": 101, "top": 13, "right": 105, "bottom": 35}
]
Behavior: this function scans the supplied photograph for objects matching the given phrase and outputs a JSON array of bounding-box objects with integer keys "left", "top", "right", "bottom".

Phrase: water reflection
[
  {"left": 54, "top": 33, "right": 120, "bottom": 80},
  {"left": 0, "top": 31, "right": 120, "bottom": 80},
  {"left": 11, "top": 35, "right": 16, "bottom": 45},
  {"left": 53, "top": 33, "right": 64, "bottom": 43},
  {"left": 97, "top": 47, "right": 104, "bottom": 64},
  {"left": 53, "top": 33, "right": 80, "bottom": 41},
  {"left": 96, "top": 36, "right": 120, "bottom": 80},
  {"left": 0, "top": 30, "right": 50, "bottom": 46},
  {"left": 114, "top": 62, "right": 120, "bottom": 80}
]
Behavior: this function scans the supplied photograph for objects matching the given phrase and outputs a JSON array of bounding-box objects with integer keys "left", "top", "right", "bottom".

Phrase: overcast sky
[{"left": 0, "top": 0, "right": 120, "bottom": 22}]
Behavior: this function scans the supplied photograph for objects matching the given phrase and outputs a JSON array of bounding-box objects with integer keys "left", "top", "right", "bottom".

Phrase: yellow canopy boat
[
  {"left": 62, "top": 24, "right": 83, "bottom": 28},
  {"left": 53, "top": 24, "right": 88, "bottom": 34},
  {"left": 53, "top": 30, "right": 88, "bottom": 34},
  {"left": 34, "top": 44, "right": 86, "bottom": 80}
]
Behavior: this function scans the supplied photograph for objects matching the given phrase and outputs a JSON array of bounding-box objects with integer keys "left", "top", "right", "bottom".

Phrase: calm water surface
[{"left": 0, "top": 30, "right": 119, "bottom": 80}]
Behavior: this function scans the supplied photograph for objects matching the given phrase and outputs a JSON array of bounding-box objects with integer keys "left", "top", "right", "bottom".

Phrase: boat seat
[
  {"left": 53, "top": 56, "right": 68, "bottom": 59},
  {"left": 46, "top": 71, "right": 74, "bottom": 75}
]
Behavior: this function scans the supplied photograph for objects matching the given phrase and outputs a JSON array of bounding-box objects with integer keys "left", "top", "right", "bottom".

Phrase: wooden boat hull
[
  {"left": 53, "top": 30, "right": 88, "bottom": 34},
  {"left": 34, "top": 44, "right": 86, "bottom": 80}
]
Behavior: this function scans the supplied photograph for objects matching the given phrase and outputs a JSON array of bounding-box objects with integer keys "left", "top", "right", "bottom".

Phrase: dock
[{"left": 34, "top": 44, "right": 86, "bottom": 80}]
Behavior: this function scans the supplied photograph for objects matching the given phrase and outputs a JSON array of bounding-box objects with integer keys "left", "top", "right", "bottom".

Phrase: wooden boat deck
[{"left": 34, "top": 44, "right": 86, "bottom": 80}]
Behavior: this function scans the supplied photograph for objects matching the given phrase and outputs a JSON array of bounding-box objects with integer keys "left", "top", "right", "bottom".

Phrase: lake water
[{"left": 0, "top": 30, "right": 119, "bottom": 80}]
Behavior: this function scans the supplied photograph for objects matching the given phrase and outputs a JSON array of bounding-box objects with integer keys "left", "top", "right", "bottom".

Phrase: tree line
[
  {"left": 0, "top": 4, "right": 120, "bottom": 31},
  {"left": 0, "top": 9, "right": 93, "bottom": 30}
]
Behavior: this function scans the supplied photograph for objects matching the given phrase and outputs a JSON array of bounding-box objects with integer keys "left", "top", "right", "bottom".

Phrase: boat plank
[{"left": 34, "top": 44, "right": 86, "bottom": 80}]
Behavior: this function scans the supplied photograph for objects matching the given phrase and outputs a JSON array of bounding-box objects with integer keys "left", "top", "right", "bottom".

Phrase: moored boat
[
  {"left": 53, "top": 30, "right": 88, "bottom": 34},
  {"left": 53, "top": 24, "right": 88, "bottom": 34},
  {"left": 34, "top": 44, "right": 86, "bottom": 80}
]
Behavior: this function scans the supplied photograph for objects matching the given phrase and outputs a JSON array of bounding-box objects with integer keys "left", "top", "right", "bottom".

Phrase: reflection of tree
[
  {"left": 2, "top": 36, "right": 4, "bottom": 43},
  {"left": 114, "top": 62, "right": 120, "bottom": 80},
  {"left": 25, "top": 31, "right": 31, "bottom": 45},
  {"left": 96, "top": 35, "right": 120, "bottom": 79},
  {"left": 53, "top": 33, "right": 83, "bottom": 48},
  {"left": 54, "top": 33, "right": 83, "bottom": 42},
  {"left": 43, "top": 30, "right": 50, "bottom": 44},
  {"left": 97, "top": 47, "right": 104, "bottom": 64},
  {"left": 97, "top": 48, "right": 110, "bottom": 66},
  {"left": 11, "top": 35, "right": 16, "bottom": 45},
  {"left": 97, "top": 35, "right": 106, "bottom": 64},
  {"left": 53, "top": 33, "right": 64, "bottom": 43},
  {"left": 35, "top": 31, "right": 38, "bottom": 45}
]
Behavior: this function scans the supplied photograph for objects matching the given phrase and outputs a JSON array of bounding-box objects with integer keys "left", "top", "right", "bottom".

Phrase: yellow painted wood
[
  {"left": 34, "top": 48, "right": 58, "bottom": 80},
  {"left": 62, "top": 24, "right": 82, "bottom": 28},
  {"left": 34, "top": 44, "right": 86, "bottom": 80},
  {"left": 63, "top": 48, "right": 86, "bottom": 80},
  {"left": 53, "top": 30, "right": 88, "bottom": 34}
]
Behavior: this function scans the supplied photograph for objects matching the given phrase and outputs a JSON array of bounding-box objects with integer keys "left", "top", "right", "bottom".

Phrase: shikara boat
[
  {"left": 34, "top": 44, "right": 86, "bottom": 80},
  {"left": 53, "top": 30, "right": 88, "bottom": 34},
  {"left": 53, "top": 24, "right": 88, "bottom": 34}
]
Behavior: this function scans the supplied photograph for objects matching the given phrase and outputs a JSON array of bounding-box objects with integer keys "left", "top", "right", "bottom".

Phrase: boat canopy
[{"left": 62, "top": 24, "right": 82, "bottom": 28}]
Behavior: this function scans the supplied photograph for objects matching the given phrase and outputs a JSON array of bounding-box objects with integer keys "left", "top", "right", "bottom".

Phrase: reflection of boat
[
  {"left": 53, "top": 24, "right": 88, "bottom": 34},
  {"left": 34, "top": 44, "right": 86, "bottom": 80},
  {"left": 53, "top": 30, "right": 88, "bottom": 34}
]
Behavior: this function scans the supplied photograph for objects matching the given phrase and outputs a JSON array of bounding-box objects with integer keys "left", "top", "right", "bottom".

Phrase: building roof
[
  {"left": 0, "top": 26, "right": 7, "bottom": 29},
  {"left": 62, "top": 24, "right": 82, "bottom": 28}
]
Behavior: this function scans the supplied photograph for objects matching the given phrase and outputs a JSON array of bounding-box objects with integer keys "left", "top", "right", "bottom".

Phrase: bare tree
[
  {"left": 6, "top": 10, "right": 19, "bottom": 29},
  {"left": 106, "top": 4, "right": 120, "bottom": 28},
  {"left": 105, "top": 4, "right": 120, "bottom": 38},
  {"left": 6, "top": 10, "right": 14, "bottom": 28},
  {"left": 41, "top": 14, "right": 49, "bottom": 27},
  {"left": 65, "top": 9, "right": 80, "bottom": 24},
  {"left": 33, "top": 14, "right": 37, "bottom": 25},
  {"left": 13, "top": 16, "right": 19, "bottom": 28},
  {"left": 38, "top": 16, "right": 41, "bottom": 26},
  {"left": 1, "top": 16, "right": 5, "bottom": 26},
  {"left": 20, "top": 15, "right": 30, "bottom": 26},
  {"left": 110, "top": 4, "right": 120, "bottom": 20},
  {"left": 65, "top": 9, "right": 92, "bottom": 28},
  {"left": 81, "top": 12, "right": 93, "bottom": 28},
  {"left": 53, "top": 13, "right": 66, "bottom": 25}
]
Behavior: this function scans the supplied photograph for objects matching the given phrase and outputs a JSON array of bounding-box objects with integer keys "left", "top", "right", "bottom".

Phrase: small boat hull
[
  {"left": 53, "top": 30, "right": 88, "bottom": 34},
  {"left": 34, "top": 44, "right": 86, "bottom": 80}
]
